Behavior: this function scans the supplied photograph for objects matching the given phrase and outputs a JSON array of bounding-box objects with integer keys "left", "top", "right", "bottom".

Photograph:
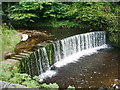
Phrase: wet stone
[
  {"left": 11, "top": 57, "right": 22, "bottom": 60},
  {"left": 20, "top": 52, "right": 33, "bottom": 55},
  {"left": 1, "top": 59, "right": 19, "bottom": 66},
  {"left": 0, "top": 81, "right": 29, "bottom": 88},
  {"left": 14, "top": 55, "right": 26, "bottom": 57}
]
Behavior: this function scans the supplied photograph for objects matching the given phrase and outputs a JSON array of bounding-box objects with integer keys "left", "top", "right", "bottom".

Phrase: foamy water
[{"left": 39, "top": 44, "right": 108, "bottom": 81}]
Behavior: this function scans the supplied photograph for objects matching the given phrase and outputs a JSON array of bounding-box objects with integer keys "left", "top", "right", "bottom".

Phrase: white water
[
  {"left": 34, "top": 31, "right": 107, "bottom": 81},
  {"left": 52, "top": 31, "right": 106, "bottom": 63},
  {"left": 54, "top": 44, "right": 108, "bottom": 68},
  {"left": 39, "top": 70, "right": 57, "bottom": 82},
  {"left": 39, "top": 44, "right": 108, "bottom": 81}
]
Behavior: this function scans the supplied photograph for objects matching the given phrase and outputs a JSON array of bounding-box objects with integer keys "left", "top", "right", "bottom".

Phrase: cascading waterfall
[
  {"left": 52, "top": 31, "right": 106, "bottom": 63},
  {"left": 20, "top": 31, "right": 107, "bottom": 78}
]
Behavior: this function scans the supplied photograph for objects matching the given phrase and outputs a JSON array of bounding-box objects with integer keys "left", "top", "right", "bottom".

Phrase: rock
[
  {"left": 51, "top": 65, "right": 58, "bottom": 70},
  {"left": 19, "top": 53, "right": 29, "bottom": 56},
  {"left": 34, "top": 43, "right": 45, "bottom": 47},
  {"left": 6, "top": 29, "right": 52, "bottom": 59},
  {"left": 31, "top": 31, "right": 49, "bottom": 39},
  {"left": 0, "top": 81, "right": 29, "bottom": 88},
  {"left": 1, "top": 59, "right": 19, "bottom": 66},
  {"left": 4, "top": 51, "right": 15, "bottom": 59},
  {"left": 112, "top": 79, "right": 120, "bottom": 90},
  {"left": 21, "top": 34, "right": 29, "bottom": 41},
  {"left": 11, "top": 57, "right": 22, "bottom": 60},
  {"left": 4, "top": 51, "right": 15, "bottom": 56},
  {"left": 113, "top": 84, "right": 120, "bottom": 90},
  {"left": 14, "top": 54, "right": 26, "bottom": 57},
  {"left": 90, "top": 29, "right": 93, "bottom": 31},
  {"left": 47, "top": 40, "right": 53, "bottom": 43}
]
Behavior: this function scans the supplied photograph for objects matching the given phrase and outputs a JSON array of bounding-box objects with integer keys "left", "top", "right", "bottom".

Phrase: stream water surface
[
  {"left": 43, "top": 45, "right": 120, "bottom": 88},
  {"left": 15, "top": 27, "right": 119, "bottom": 88}
]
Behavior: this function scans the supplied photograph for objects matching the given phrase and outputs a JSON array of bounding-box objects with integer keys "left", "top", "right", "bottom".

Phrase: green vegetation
[
  {"left": 45, "top": 44, "right": 54, "bottom": 65},
  {"left": 0, "top": 64, "right": 75, "bottom": 89},
  {"left": 107, "top": 14, "right": 120, "bottom": 47},
  {"left": 0, "top": 26, "right": 2, "bottom": 61},
  {"left": 67, "top": 85, "right": 76, "bottom": 89},
  {"left": 2, "top": 2, "right": 120, "bottom": 47},
  {"left": 0, "top": 64, "right": 59, "bottom": 88},
  {"left": 1, "top": 1, "right": 119, "bottom": 89},
  {"left": 51, "top": 20, "right": 79, "bottom": 28},
  {"left": 1, "top": 25, "right": 21, "bottom": 52},
  {"left": 2, "top": 2, "right": 119, "bottom": 29},
  {"left": 108, "top": 33, "right": 120, "bottom": 47},
  {"left": 0, "top": 25, "right": 21, "bottom": 61}
]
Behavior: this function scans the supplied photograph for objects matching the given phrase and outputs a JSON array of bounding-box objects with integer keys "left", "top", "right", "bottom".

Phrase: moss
[
  {"left": 19, "top": 53, "right": 33, "bottom": 75},
  {"left": 45, "top": 44, "right": 54, "bottom": 66},
  {"left": 19, "top": 58, "right": 26, "bottom": 73},
  {"left": 22, "top": 53, "right": 38, "bottom": 76},
  {"left": 108, "top": 33, "right": 120, "bottom": 48}
]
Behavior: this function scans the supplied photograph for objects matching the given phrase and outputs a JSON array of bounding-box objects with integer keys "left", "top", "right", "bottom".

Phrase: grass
[
  {"left": 0, "top": 26, "right": 2, "bottom": 61},
  {"left": 0, "top": 25, "right": 21, "bottom": 61}
]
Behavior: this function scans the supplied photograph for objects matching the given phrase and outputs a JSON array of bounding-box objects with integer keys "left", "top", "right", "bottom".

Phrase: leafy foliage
[
  {"left": 0, "top": 64, "right": 74, "bottom": 89},
  {"left": 3, "top": 2, "right": 119, "bottom": 29},
  {"left": 67, "top": 85, "right": 75, "bottom": 89},
  {"left": 0, "top": 64, "right": 59, "bottom": 88},
  {"left": 7, "top": 2, "right": 42, "bottom": 22},
  {"left": 66, "top": 2, "right": 114, "bottom": 29},
  {"left": 106, "top": 4, "right": 120, "bottom": 47},
  {"left": 51, "top": 20, "right": 79, "bottom": 28},
  {"left": 40, "top": 83, "right": 59, "bottom": 88},
  {"left": 2, "top": 2, "right": 120, "bottom": 47},
  {"left": 43, "top": 2, "right": 69, "bottom": 19},
  {"left": 6, "top": 2, "right": 69, "bottom": 22}
]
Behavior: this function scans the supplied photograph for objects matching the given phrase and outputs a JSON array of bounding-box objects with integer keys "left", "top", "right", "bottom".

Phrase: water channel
[
  {"left": 43, "top": 45, "right": 119, "bottom": 88},
  {"left": 17, "top": 27, "right": 119, "bottom": 88}
]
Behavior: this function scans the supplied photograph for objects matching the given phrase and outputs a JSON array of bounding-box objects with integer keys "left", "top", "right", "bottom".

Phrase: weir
[{"left": 20, "top": 31, "right": 106, "bottom": 77}]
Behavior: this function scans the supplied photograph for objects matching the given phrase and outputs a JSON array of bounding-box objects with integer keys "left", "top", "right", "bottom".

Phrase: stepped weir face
[{"left": 20, "top": 31, "right": 106, "bottom": 77}]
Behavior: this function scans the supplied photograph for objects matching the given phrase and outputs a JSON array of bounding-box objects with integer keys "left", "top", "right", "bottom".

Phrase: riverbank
[
  {"left": 108, "top": 32, "right": 120, "bottom": 48},
  {"left": 10, "top": 18, "right": 120, "bottom": 49},
  {"left": 1, "top": 25, "right": 119, "bottom": 89},
  {"left": 1, "top": 25, "right": 21, "bottom": 61}
]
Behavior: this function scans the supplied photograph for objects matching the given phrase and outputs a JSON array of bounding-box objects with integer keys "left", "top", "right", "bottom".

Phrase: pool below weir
[{"left": 43, "top": 45, "right": 119, "bottom": 88}]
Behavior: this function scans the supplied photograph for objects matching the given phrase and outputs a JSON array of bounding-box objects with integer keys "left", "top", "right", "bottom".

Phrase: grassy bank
[
  {"left": 0, "top": 25, "right": 75, "bottom": 89},
  {"left": 0, "top": 26, "right": 2, "bottom": 61},
  {"left": 0, "top": 25, "right": 21, "bottom": 61},
  {"left": 0, "top": 64, "right": 59, "bottom": 88}
]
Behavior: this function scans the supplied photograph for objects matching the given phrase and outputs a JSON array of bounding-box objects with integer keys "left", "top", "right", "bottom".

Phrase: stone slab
[
  {"left": 0, "top": 59, "right": 19, "bottom": 66},
  {"left": 0, "top": 81, "right": 28, "bottom": 89},
  {"left": 0, "top": 81, "right": 42, "bottom": 90}
]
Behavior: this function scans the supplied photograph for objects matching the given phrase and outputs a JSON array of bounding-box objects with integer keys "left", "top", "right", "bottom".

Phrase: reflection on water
[
  {"left": 43, "top": 46, "right": 120, "bottom": 88},
  {"left": 36, "top": 27, "right": 91, "bottom": 41}
]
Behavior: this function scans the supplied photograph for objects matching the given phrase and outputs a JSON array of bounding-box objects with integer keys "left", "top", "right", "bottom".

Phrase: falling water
[
  {"left": 20, "top": 31, "right": 107, "bottom": 78},
  {"left": 52, "top": 31, "right": 106, "bottom": 63}
]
